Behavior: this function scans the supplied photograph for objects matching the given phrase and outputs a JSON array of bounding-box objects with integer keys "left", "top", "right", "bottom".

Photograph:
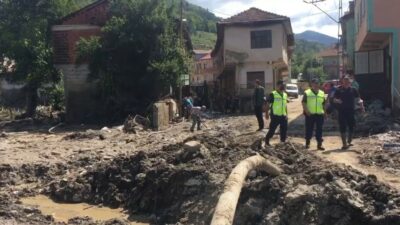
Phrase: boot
[
  {"left": 317, "top": 142, "right": 325, "bottom": 151},
  {"left": 305, "top": 139, "right": 310, "bottom": 149},
  {"left": 265, "top": 138, "right": 271, "bottom": 146},
  {"left": 348, "top": 132, "right": 353, "bottom": 146},
  {"left": 341, "top": 133, "right": 349, "bottom": 150}
]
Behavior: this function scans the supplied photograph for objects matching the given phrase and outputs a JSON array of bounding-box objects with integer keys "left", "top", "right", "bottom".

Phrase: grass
[{"left": 191, "top": 31, "right": 217, "bottom": 50}]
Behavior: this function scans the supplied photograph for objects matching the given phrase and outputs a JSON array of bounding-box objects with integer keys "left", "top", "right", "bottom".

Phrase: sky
[{"left": 187, "top": 0, "right": 350, "bottom": 38}]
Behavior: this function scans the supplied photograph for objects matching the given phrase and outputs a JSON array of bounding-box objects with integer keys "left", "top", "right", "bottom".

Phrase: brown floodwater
[{"left": 21, "top": 195, "right": 149, "bottom": 225}]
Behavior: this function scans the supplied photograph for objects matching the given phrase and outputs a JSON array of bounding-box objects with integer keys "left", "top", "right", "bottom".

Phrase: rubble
[
  {"left": 20, "top": 137, "right": 397, "bottom": 225},
  {"left": 356, "top": 100, "right": 392, "bottom": 135},
  {"left": 360, "top": 131, "right": 400, "bottom": 175},
  {"left": 2, "top": 112, "right": 400, "bottom": 225}
]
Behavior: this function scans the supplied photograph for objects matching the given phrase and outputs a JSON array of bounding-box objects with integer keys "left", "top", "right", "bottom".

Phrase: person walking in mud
[
  {"left": 333, "top": 76, "right": 364, "bottom": 150},
  {"left": 253, "top": 79, "right": 265, "bottom": 131},
  {"left": 303, "top": 78, "right": 326, "bottom": 150},
  {"left": 190, "top": 106, "right": 206, "bottom": 132},
  {"left": 265, "top": 80, "right": 288, "bottom": 146}
]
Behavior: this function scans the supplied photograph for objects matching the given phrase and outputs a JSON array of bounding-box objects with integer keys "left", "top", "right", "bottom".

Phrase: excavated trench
[{"left": 1, "top": 133, "right": 400, "bottom": 225}]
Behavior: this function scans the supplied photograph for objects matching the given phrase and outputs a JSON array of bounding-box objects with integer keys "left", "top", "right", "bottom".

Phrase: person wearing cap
[
  {"left": 253, "top": 79, "right": 265, "bottom": 131},
  {"left": 265, "top": 80, "right": 288, "bottom": 146},
  {"left": 333, "top": 76, "right": 364, "bottom": 149},
  {"left": 302, "top": 78, "right": 326, "bottom": 150}
]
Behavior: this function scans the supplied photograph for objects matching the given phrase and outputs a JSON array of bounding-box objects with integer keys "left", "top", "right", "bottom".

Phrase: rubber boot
[
  {"left": 305, "top": 139, "right": 310, "bottom": 149},
  {"left": 341, "top": 133, "right": 349, "bottom": 150},
  {"left": 348, "top": 132, "right": 353, "bottom": 146},
  {"left": 265, "top": 138, "right": 271, "bottom": 146},
  {"left": 317, "top": 142, "right": 325, "bottom": 151}
]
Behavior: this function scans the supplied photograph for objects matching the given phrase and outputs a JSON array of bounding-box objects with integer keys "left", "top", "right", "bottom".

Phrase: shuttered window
[{"left": 251, "top": 30, "right": 272, "bottom": 49}]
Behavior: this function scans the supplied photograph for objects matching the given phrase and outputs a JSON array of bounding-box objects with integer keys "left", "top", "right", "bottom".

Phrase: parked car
[{"left": 286, "top": 84, "right": 299, "bottom": 98}]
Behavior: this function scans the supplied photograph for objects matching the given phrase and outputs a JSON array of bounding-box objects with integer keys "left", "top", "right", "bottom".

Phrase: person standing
[
  {"left": 253, "top": 79, "right": 265, "bottom": 131},
  {"left": 302, "top": 78, "right": 326, "bottom": 150},
  {"left": 333, "top": 76, "right": 364, "bottom": 149},
  {"left": 265, "top": 81, "right": 288, "bottom": 146}
]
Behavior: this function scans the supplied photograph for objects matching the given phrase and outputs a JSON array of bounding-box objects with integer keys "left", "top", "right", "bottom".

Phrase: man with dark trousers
[
  {"left": 265, "top": 80, "right": 288, "bottom": 146},
  {"left": 253, "top": 79, "right": 265, "bottom": 131},
  {"left": 302, "top": 78, "right": 326, "bottom": 150},
  {"left": 333, "top": 76, "right": 364, "bottom": 149}
]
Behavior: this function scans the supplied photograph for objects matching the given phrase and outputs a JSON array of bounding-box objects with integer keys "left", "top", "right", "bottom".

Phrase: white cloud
[{"left": 187, "top": 0, "right": 350, "bottom": 38}]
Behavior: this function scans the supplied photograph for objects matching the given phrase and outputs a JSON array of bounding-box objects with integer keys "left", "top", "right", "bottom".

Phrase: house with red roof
[{"left": 211, "top": 7, "right": 294, "bottom": 111}]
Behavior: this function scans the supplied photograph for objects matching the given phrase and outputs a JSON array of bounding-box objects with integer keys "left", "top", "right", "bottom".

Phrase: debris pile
[
  {"left": 356, "top": 100, "right": 392, "bottom": 135},
  {"left": 235, "top": 142, "right": 400, "bottom": 225},
  {"left": 360, "top": 131, "right": 400, "bottom": 175},
  {"left": 41, "top": 136, "right": 400, "bottom": 225},
  {"left": 122, "top": 115, "right": 150, "bottom": 134}
]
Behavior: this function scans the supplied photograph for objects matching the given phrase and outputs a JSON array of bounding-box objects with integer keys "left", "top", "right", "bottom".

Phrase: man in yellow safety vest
[
  {"left": 302, "top": 78, "right": 326, "bottom": 150},
  {"left": 265, "top": 80, "right": 288, "bottom": 146}
]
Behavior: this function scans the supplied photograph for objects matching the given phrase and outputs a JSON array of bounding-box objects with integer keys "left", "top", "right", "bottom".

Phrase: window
[
  {"left": 369, "top": 50, "right": 384, "bottom": 73},
  {"left": 247, "top": 71, "right": 265, "bottom": 89},
  {"left": 251, "top": 30, "right": 272, "bottom": 49},
  {"left": 355, "top": 52, "right": 369, "bottom": 74}
]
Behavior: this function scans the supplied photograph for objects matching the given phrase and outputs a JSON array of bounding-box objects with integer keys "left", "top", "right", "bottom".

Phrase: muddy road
[{"left": 1, "top": 99, "right": 400, "bottom": 224}]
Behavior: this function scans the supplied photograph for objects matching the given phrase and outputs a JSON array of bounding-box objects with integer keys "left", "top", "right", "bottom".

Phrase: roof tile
[{"left": 221, "top": 7, "right": 288, "bottom": 24}]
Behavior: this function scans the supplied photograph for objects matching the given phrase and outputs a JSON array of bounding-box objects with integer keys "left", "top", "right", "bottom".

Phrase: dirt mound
[
  {"left": 46, "top": 134, "right": 252, "bottom": 224},
  {"left": 235, "top": 142, "right": 400, "bottom": 225},
  {"left": 42, "top": 135, "right": 400, "bottom": 225}
]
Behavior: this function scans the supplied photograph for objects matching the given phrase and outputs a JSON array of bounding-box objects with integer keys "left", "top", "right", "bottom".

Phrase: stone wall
[{"left": 152, "top": 102, "right": 170, "bottom": 130}]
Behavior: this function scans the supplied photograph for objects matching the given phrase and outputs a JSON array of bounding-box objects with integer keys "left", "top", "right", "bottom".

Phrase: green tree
[
  {"left": 77, "top": 0, "right": 192, "bottom": 117},
  {"left": 0, "top": 0, "right": 95, "bottom": 116}
]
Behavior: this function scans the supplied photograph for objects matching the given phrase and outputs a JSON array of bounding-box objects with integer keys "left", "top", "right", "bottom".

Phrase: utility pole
[
  {"left": 303, "top": 0, "right": 343, "bottom": 79},
  {"left": 179, "top": 0, "right": 184, "bottom": 117},
  {"left": 180, "top": 0, "right": 184, "bottom": 45},
  {"left": 338, "top": 0, "right": 343, "bottom": 78}
]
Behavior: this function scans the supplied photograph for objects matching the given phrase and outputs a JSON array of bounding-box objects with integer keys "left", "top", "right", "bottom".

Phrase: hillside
[
  {"left": 184, "top": 1, "right": 219, "bottom": 50},
  {"left": 191, "top": 31, "right": 217, "bottom": 49},
  {"left": 296, "top": 30, "right": 337, "bottom": 46},
  {"left": 186, "top": 2, "right": 219, "bottom": 34},
  {"left": 291, "top": 39, "right": 327, "bottom": 80}
]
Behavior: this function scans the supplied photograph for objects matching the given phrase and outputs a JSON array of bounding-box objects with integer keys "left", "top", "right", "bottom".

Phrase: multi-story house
[
  {"left": 191, "top": 50, "right": 215, "bottom": 87},
  {"left": 212, "top": 7, "right": 294, "bottom": 111},
  {"left": 341, "top": 1, "right": 356, "bottom": 72},
  {"left": 318, "top": 46, "right": 341, "bottom": 80},
  {"left": 353, "top": 0, "right": 400, "bottom": 112}
]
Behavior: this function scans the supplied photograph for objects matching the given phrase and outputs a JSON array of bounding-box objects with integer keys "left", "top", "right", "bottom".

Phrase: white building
[{"left": 212, "top": 8, "right": 294, "bottom": 103}]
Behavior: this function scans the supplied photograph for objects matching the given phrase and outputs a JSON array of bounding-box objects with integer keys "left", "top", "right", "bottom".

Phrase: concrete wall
[
  {"left": 0, "top": 80, "right": 26, "bottom": 108},
  {"left": 345, "top": 18, "right": 356, "bottom": 69},
  {"left": 56, "top": 64, "right": 99, "bottom": 122},
  {"left": 236, "top": 62, "right": 274, "bottom": 95},
  {"left": 374, "top": 0, "right": 400, "bottom": 28},
  {"left": 223, "top": 24, "right": 285, "bottom": 64},
  {"left": 355, "top": 0, "right": 369, "bottom": 51},
  {"left": 373, "top": 0, "right": 400, "bottom": 112},
  {"left": 152, "top": 102, "right": 170, "bottom": 131}
]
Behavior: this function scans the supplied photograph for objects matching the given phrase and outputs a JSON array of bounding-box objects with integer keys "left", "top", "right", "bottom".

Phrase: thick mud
[{"left": 1, "top": 129, "right": 400, "bottom": 224}]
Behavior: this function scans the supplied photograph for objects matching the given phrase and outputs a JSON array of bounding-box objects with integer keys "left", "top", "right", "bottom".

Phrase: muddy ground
[{"left": 1, "top": 99, "right": 400, "bottom": 224}]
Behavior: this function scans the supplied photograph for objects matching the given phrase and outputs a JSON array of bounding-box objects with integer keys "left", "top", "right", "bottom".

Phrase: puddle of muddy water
[{"left": 21, "top": 195, "right": 149, "bottom": 225}]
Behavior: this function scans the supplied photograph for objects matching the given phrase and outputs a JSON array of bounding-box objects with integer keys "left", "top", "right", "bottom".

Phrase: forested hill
[{"left": 75, "top": 0, "right": 219, "bottom": 49}]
